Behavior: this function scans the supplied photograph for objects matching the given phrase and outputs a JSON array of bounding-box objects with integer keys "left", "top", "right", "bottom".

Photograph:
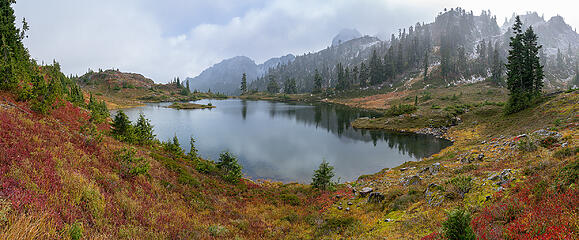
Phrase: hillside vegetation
[
  {"left": 74, "top": 70, "right": 227, "bottom": 109},
  {"left": 1, "top": 1, "right": 577, "bottom": 239}
]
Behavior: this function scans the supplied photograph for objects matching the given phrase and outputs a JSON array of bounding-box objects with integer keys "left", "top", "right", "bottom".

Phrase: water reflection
[{"left": 115, "top": 99, "right": 451, "bottom": 183}]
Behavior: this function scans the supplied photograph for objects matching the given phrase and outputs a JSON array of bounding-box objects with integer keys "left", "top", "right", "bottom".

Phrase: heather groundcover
[
  {"left": 2, "top": 0, "right": 579, "bottom": 239},
  {"left": 0, "top": 92, "right": 342, "bottom": 239}
]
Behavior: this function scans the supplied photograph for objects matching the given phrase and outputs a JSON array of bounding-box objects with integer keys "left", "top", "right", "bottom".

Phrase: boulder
[
  {"left": 367, "top": 192, "right": 385, "bottom": 203},
  {"left": 533, "top": 129, "right": 562, "bottom": 139},
  {"left": 420, "top": 163, "right": 442, "bottom": 175},
  {"left": 401, "top": 175, "right": 422, "bottom": 186},
  {"left": 424, "top": 183, "right": 444, "bottom": 207},
  {"left": 359, "top": 187, "right": 373, "bottom": 197},
  {"left": 487, "top": 169, "right": 512, "bottom": 185}
]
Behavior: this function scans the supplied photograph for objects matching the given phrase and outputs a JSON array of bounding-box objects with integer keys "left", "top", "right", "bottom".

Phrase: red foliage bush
[{"left": 472, "top": 179, "right": 578, "bottom": 240}]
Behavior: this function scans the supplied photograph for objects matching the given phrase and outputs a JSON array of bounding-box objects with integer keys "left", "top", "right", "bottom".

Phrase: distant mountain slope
[
  {"left": 190, "top": 9, "right": 578, "bottom": 95},
  {"left": 187, "top": 54, "right": 295, "bottom": 95},
  {"left": 251, "top": 8, "right": 503, "bottom": 92},
  {"left": 257, "top": 54, "right": 296, "bottom": 77},
  {"left": 502, "top": 12, "right": 578, "bottom": 51},
  {"left": 251, "top": 9, "right": 577, "bottom": 92},
  {"left": 186, "top": 56, "right": 258, "bottom": 95},
  {"left": 250, "top": 36, "right": 382, "bottom": 92}
]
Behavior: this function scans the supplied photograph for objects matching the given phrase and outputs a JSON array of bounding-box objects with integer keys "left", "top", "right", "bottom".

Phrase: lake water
[{"left": 115, "top": 99, "right": 451, "bottom": 183}]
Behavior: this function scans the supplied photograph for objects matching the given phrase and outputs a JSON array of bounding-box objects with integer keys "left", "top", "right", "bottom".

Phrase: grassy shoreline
[{"left": 166, "top": 102, "right": 216, "bottom": 110}]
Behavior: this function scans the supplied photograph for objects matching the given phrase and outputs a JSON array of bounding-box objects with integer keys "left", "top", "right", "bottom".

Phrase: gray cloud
[{"left": 13, "top": 0, "right": 576, "bottom": 83}]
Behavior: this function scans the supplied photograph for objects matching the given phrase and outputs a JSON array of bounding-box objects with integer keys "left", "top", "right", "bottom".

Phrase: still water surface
[{"left": 116, "top": 99, "right": 451, "bottom": 183}]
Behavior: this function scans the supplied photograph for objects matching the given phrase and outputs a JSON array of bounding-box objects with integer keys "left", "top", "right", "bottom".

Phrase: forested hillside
[{"left": 250, "top": 8, "right": 578, "bottom": 93}]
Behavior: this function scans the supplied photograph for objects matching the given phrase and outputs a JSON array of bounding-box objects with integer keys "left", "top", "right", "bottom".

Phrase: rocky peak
[{"left": 332, "top": 28, "right": 362, "bottom": 46}]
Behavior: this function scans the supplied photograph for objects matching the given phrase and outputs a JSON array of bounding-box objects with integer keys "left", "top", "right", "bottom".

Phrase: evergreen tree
[
  {"left": 0, "top": 0, "right": 33, "bottom": 90},
  {"left": 335, "top": 63, "right": 345, "bottom": 90},
  {"left": 523, "top": 27, "right": 543, "bottom": 94},
  {"left": 311, "top": 159, "right": 334, "bottom": 191},
  {"left": 423, "top": 50, "right": 429, "bottom": 80},
  {"left": 352, "top": 65, "right": 359, "bottom": 86},
  {"left": 186, "top": 80, "right": 190, "bottom": 93},
  {"left": 240, "top": 73, "right": 247, "bottom": 94},
  {"left": 369, "top": 50, "right": 383, "bottom": 85},
  {"left": 112, "top": 110, "right": 132, "bottom": 140},
  {"left": 476, "top": 39, "right": 487, "bottom": 75},
  {"left": 188, "top": 136, "right": 198, "bottom": 160},
  {"left": 490, "top": 48, "right": 504, "bottom": 86},
  {"left": 283, "top": 77, "right": 297, "bottom": 94},
  {"left": 266, "top": 75, "right": 279, "bottom": 94},
  {"left": 134, "top": 113, "right": 155, "bottom": 144},
  {"left": 506, "top": 16, "right": 525, "bottom": 95},
  {"left": 313, "top": 69, "right": 322, "bottom": 93},
  {"left": 359, "top": 62, "right": 368, "bottom": 88},
  {"left": 29, "top": 74, "right": 53, "bottom": 114},
  {"left": 164, "top": 134, "right": 184, "bottom": 155},
  {"left": 442, "top": 208, "right": 475, "bottom": 240},
  {"left": 556, "top": 48, "right": 564, "bottom": 71},
  {"left": 216, "top": 152, "right": 242, "bottom": 183},
  {"left": 88, "top": 93, "right": 109, "bottom": 124},
  {"left": 505, "top": 16, "right": 544, "bottom": 113}
]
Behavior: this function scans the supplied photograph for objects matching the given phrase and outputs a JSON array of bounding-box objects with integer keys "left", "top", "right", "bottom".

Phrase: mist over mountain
[
  {"left": 190, "top": 8, "right": 578, "bottom": 95},
  {"left": 186, "top": 54, "right": 296, "bottom": 95},
  {"left": 332, "top": 28, "right": 363, "bottom": 46},
  {"left": 186, "top": 56, "right": 258, "bottom": 95},
  {"left": 502, "top": 12, "right": 578, "bottom": 51}
]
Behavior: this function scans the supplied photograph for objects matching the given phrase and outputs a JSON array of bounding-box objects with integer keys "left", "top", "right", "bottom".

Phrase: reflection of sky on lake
[{"left": 114, "top": 99, "right": 451, "bottom": 183}]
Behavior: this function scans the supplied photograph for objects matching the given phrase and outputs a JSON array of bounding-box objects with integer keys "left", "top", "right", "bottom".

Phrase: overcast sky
[{"left": 14, "top": 0, "right": 577, "bottom": 83}]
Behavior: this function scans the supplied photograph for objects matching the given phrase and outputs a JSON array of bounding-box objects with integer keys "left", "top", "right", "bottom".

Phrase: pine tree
[
  {"left": 313, "top": 69, "right": 322, "bottom": 93},
  {"left": 335, "top": 63, "right": 345, "bottom": 90},
  {"left": 284, "top": 77, "right": 297, "bottom": 94},
  {"left": 506, "top": 16, "right": 525, "bottom": 95},
  {"left": 556, "top": 48, "right": 564, "bottom": 71},
  {"left": 112, "top": 110, "right": 133, "bottom": 140},
  {"left": 217, "top": 152, "right": 242, "bottom": 183},
  {"left": 311, "top": 159, "right": 335, "bottom": 191},
  {"left": 359, "top": 62, "right": 368, "bottom": 88},
  {"left": 240, "top": 73, "right": 247, "bottom": 94},
  {"left": 134, "top": 113, "right": 155, "bottom": 144},
  {"left": 0, "top": 0, "right": 31, "bottom": 90},
  {"left": 490, "top": 48, "right": 504, "bottom": 86},
  {"left": 352, "top": 65, "right": 359, "bottom": 86},
  {"left": 523, "top": 27, "right": 543, "bottom": 94},
  {"left": 266, "top": 75, "right": 279, "bottom": 94},
  {"left": 573, "top": 66, "right": 579, "bottom": 88},
  {"left": 423, "top": 50, "right": 429, "bottom": 80},
  {"left": 505, "top": 16, "right": 544, "bottom": 114},
  {"left": 188, "top": 136, "right": 198, "bottom": 160},
  {"left": 369, "top": 50, "right": 383, "bottom": 85}
]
